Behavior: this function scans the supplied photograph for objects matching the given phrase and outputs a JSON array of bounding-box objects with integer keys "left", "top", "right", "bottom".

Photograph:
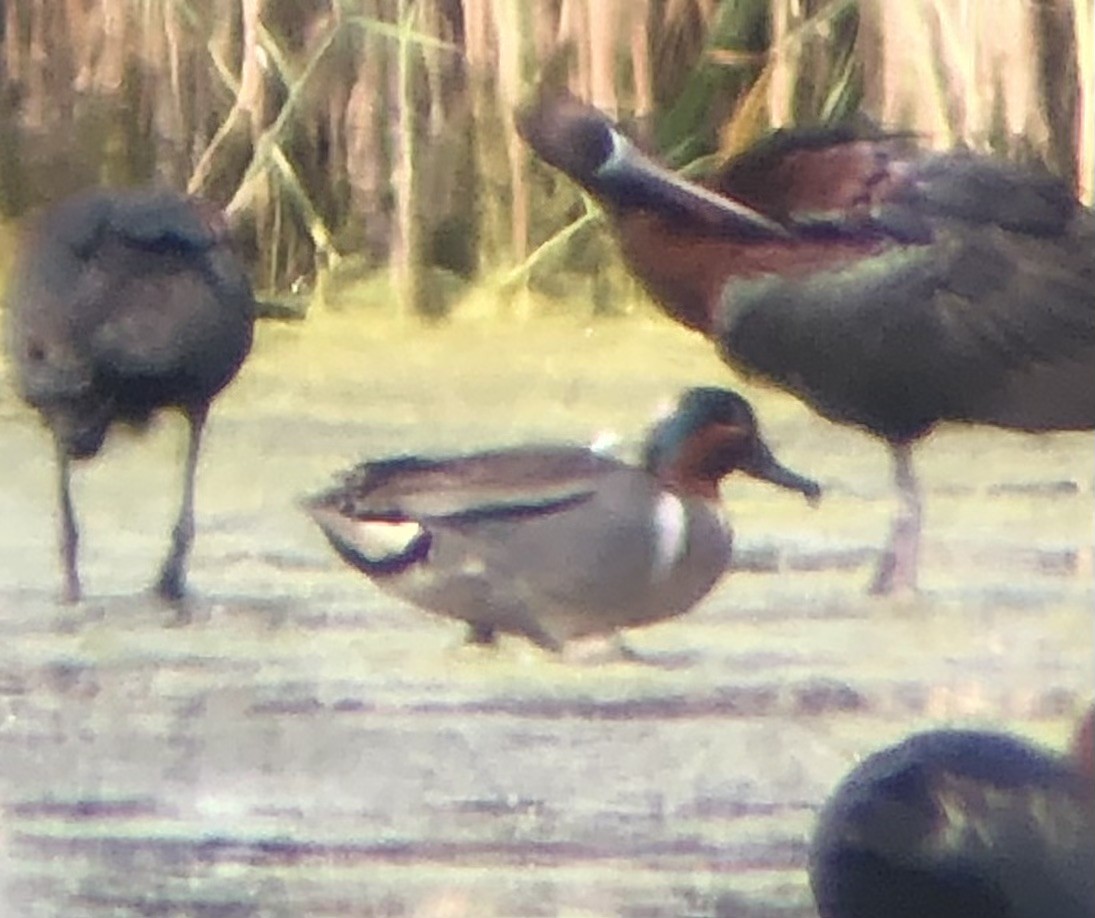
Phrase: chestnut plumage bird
[
  {"left": 306, "top": 387, "right": 819, "bottom": 654},
  {"left": 4, "top": 187, "right": 255, "bottom": 602},
  {"left": 809, "top": 707, "right": 1095, "bottom": 918},
  {"left": 517, "top": 93, "right": 1095, "bottom": 593}
]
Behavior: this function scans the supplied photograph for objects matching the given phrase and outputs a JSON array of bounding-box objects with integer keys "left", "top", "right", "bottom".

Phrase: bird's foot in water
[
  {"left": 153, "top": 567, "right": 195, "bottom": 625},
  {"left": 868, "top": 548, "right": 919, "bottom": 596},
  {"left": 60, "top": 576, "right": 82, "bottom": 605},
  {"left": 155, "top": 577, "right": 186, "bottom": 603}
]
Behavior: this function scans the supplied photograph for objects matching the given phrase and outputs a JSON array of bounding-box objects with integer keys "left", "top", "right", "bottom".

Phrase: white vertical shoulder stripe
[{"left": 651, "top": 492, "right": 688, "bottom": 581}]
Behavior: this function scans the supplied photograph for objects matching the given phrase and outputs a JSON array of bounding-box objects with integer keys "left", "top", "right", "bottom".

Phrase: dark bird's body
[
  {"left": 517, "top": 95, "right": 1095, "bottom": 592},
  {"left": 809, "top": 709, "right": 1095, "bottom": 918},
  {"left": 4, "top": 187, "right": 255, "bottom": 602},
  {"left": 306, "top": 388, "right": 819, "bottom": 654}
]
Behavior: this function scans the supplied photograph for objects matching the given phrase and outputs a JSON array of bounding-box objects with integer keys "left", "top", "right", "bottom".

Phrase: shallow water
[{"left": 0, "top": 310, "right": 1091, "bottom": 917}]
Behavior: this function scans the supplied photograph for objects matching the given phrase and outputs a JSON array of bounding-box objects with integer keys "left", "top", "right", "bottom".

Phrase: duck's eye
[{"left": 26, "top": 340, "right": 46, "bottom": 362}]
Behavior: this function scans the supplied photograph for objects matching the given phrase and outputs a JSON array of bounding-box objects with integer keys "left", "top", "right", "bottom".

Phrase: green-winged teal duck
[{"left": 306, "top": 387, "right": 819, "bottom": 654}]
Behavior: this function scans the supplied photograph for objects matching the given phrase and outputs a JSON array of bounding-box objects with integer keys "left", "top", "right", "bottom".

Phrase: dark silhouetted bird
[
  {"left": 306, "top": 387, "right": 819, "bottom": 654},
  {"left": 4, "top": 187, "right": 255, "bottom": 602},
  {"left": 809, "top": 707, "right": 1095, "bottom": 918},
  {"left": 517, "top": 92, "right": 1095, "bottom": 594}
]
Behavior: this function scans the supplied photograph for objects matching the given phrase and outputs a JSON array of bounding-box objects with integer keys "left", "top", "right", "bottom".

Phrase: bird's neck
[
  {"left": 649, "top": 427, "right": 738, "bottom": 502},
  {"left": 615, "top": 212, "right": 890, "bottom": 336}
]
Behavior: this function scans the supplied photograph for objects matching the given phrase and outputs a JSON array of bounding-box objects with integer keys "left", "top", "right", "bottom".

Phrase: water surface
[{"left": 0, "top": 311, "right": 1090, "bottom": 916}]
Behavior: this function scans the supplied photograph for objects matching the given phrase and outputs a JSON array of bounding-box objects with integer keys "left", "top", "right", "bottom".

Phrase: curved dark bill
[{"left": 598, "top": 137, "right": 790, "bottom": 240}]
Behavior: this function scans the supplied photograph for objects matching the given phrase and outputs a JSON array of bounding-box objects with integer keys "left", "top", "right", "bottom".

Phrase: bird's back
[
  {"left": 712, "top": 140, "right": 1095, "bottom": 439},
  {"left": 6, "top": 187, "right": 255, "bottom": 421},
  {"left": 810, "top": 729, "right": 1095, "bottom": 918}
]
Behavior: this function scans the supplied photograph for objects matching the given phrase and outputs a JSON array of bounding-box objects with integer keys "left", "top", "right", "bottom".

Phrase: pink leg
[{"left": 869, "top": 441, "right": 921, "bottom": 595}]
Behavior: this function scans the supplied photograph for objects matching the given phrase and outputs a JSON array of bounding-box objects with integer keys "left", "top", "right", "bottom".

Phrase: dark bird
[
  {"left": 809, "top": 706, "right": 1095, "bottom": 918},
  {"left": 305, "top": 387, "right": 819, "bottom": 655},
  {"left": 4, "top": 187, "right": 256, "bottom": 603},
  {"left": 517, "top": 92, "right": 1095, "bottom": 594}
]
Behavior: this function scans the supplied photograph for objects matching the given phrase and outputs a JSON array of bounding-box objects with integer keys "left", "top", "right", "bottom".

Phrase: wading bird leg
[
  {"left": 55, "top": 441, "right": 81, "bottom": 604},
  {"left": 870, "top": 441, "right": 921, "bottom": 596},
  {"left": 156, "top": 405, "right": 208, "bottom": 602}
]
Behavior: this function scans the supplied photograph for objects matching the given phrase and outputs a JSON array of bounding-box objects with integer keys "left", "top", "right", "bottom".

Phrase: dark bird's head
[
  {"left": 517, "top": 90, "right": 788, "bottom": 239},
  {"left": 516, "top": 90, "right": 618, "bottom": 186},
  {"left": 4, "top": 302, "right": 113, "bottom": 459},
  {"left": 643, "top": 387, "right": 821, "bottom": 503}
]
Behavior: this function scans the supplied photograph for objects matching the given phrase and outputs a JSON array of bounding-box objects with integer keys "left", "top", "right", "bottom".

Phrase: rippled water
[{"left": 1, "top": 312, "right": 1091, "bottom": 917}]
